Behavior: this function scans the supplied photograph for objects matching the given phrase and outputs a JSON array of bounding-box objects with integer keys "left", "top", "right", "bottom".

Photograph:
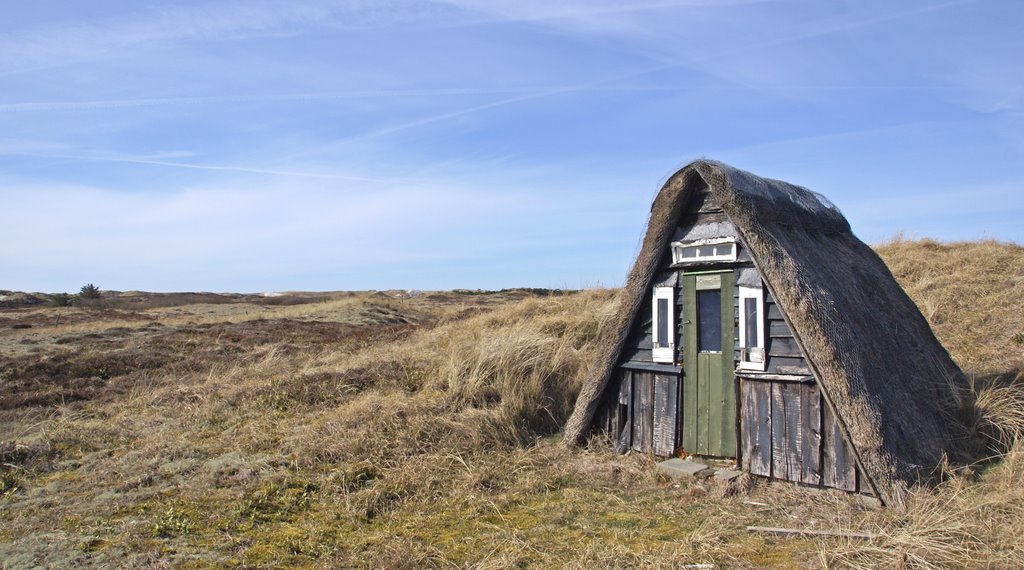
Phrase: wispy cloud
[
  {"left": 323, "top": 62, "right": 676, "bottom": 148},
  {"left": 435, "top": 0, "right": 769, "bottom": 26},
  {"left": 738, "top": 0, "right": 978, "bottom": 53},
  {"left": 0, "top": 87, "right": 558, "bottom": 113},
  {"left": 704, "top": 121, "right": 938, "bottom": 159},
  {"left": 0, "top": 1, "right": 458, "bottom": 76},
  {"left": 440, "top": 0, "right": 982, "bottom": 99},
  {"left": 0, "top": 150, "right": 399, "bottom": 183}
]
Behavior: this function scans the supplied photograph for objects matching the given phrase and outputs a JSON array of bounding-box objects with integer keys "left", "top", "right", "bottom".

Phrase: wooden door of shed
[{"left": 681, "top": 271, "right": 737, "bottom": 458}]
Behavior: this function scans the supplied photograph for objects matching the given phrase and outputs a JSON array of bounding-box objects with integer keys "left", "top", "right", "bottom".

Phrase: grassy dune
[{"left": 1, "top": 240, "right": 1022, "bottom": 568}]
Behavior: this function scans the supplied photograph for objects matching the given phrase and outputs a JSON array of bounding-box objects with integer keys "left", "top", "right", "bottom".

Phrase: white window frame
[
  {"left": 738, "top": 285, "right": 766, "bottom": 371},
  {"left": 671, "top": 237, "right": 737, "bottom": 265},
  {"left": 652, "top": 286, "right": 675, "bottom": 364}
]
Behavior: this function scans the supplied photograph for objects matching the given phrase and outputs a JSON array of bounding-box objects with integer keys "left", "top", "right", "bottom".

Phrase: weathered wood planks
[
  {"left": 740, "top": 378, "right": 836, "bottom": 487},
  {"left": 767, "top": 336, "right": 803, "bottom": 358},
  {"left": 800, "top": 382, "right": 822, "bottom": 485},
  {"left": 742, "top": 379, "right": 772, "bottom": 476},
  {"left": 822, "top": 401, "right": 857, "bottom": 491},
  {"left": 652, "top": 374, "right": 678, "bottom": 456},
  {"left": 632, "top": 372, "right": 654, "bottom": 453},
  {"left": 770, "top": 381, "right": 803, "bottom": 480}
]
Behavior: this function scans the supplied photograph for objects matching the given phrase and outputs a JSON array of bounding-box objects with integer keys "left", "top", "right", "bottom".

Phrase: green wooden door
[{"left": 681, "top": 271, "right": 737, "bottom": 458}]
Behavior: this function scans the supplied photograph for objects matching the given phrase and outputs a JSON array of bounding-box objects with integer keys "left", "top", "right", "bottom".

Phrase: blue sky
[{"left": 1, "top": 0, "right": 1021, "bottom": 293}]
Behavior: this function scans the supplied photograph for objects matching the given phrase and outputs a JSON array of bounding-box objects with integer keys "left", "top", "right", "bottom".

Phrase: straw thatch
[{"left": 563, "top": 160, "right": 969, "bottom": 505}]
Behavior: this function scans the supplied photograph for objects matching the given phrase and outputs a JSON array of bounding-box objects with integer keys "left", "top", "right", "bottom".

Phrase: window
[
  {"left": 652, "top": 286, "right": 675, "bottom": 363},
  {"left": 671, "top": 237, "right": 737, "bottom": 265},
  {"left": 697, "top": 289, "right": 722, "bottom": 352},
  {"left": 738, "top": 285, "right": 766, "bottom": 370}
]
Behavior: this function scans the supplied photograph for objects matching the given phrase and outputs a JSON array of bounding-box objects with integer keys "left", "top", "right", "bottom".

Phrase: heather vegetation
[{"left": 1, "top": 240, "right": 1022, "bottom": 568}]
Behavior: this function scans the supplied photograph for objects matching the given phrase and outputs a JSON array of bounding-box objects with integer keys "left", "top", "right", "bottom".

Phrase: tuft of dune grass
[{"left": 818, "top": 440, "right": 1024, "bottom": 569}]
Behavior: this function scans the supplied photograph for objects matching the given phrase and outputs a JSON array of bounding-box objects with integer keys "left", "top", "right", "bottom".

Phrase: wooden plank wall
[
  {"left": 741, "top": 380, "right": 772, "bottom": 476},
  {"left": 600, "top": 369, "right": 681, "bottom": 457},
  {"left": 652, "top": 374, "right": 679, "bottom": 456},
  {"left": 632, "top": 372, "right": 654, "bottom": 452},
  {"left": 765, "top": 291, "right": 811, "bottom": 375},
  {"left": 619, "top": 375, "right": 631, "bottom": 452},
  {"left": 741, "top": 378, "right": 862, "bottom": 492},
  {"left": 822, "top": 400, "right": 857, "bottom": 491},
  {"left": 768, "top": 382, "right": 822, "bottom": 485}
]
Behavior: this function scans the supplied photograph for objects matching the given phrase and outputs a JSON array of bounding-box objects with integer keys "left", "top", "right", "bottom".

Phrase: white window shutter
[{"left": 652, "top": 286, "right": 675, "bottom": 363}]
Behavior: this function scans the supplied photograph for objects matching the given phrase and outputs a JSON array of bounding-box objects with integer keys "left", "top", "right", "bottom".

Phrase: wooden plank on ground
[{"left": 746, "top": 527, "right": 875, "bottom": 540}]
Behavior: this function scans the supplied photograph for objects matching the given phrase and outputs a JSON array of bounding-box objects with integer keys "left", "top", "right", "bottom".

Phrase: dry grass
[
  {"left": 812, "top": 238, "right": 1024, "bottom": 569},
  {"left": 876, "top": 237, "right": 1024, "bottom": 374},
  {"left": 817, "top": 442, "right": 1024, "bottom": 569},
  {"left": 970, "top": 379, "right": 1024, "bottom": 454},
  {"left": 1, "top": 240, "right": 1022, "bottom": 568}
]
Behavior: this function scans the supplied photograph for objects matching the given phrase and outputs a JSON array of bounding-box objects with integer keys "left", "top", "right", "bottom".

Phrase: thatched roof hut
[{"left": 563, "top": 159, "right": 968, "bottom": 506}]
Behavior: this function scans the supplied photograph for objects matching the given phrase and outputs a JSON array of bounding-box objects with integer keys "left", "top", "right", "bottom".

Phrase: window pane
[
  {"left": 744, "top": 297, "right": 759, "bottom": 348},
  {"left": 656, "top": 298, "right": 669, "bottom": 348},
  {"left": 697, "top": 290, "right": 722, "bottom": 352}
]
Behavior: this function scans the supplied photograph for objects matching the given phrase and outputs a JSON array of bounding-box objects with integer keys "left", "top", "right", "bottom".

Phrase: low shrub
[
  {"left": 49, "top": 293, "right": 72, "bottom": 307},
  {"left": 79, "top": 284, "right": 101, "bottom": 299}
]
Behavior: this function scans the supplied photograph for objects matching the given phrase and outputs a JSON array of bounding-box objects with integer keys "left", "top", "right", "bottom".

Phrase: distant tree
[
  {"left": 79, "top": 283, "right": 101, "bottom": 299},
  {"left": 50, "top": 293, "right": 73, "bottom": 307}
]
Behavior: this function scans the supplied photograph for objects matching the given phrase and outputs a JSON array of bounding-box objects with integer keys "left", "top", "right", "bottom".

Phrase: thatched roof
[{"left": 563, "top": 160, "right": 969, "bottom": 505}]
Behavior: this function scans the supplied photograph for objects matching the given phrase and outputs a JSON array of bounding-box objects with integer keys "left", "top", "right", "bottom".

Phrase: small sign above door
[{"left": 695, "top": 274, "right": 722, "bottom": 291}]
